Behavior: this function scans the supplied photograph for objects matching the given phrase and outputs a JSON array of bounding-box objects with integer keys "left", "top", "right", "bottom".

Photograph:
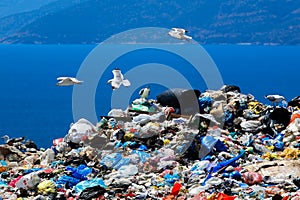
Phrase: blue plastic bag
[
  {"left": 100, "top": 153, "right": 122, "bottom": 168},
  {"left": 65, "top": 164, "right": 92, "bottom": 180},
  {"left": 0, "top": 160, "right": 7, "bottom": 167},
  {"left": 138, "top": 145, "right": 148, "bottom": 151},
  {"left": 132, "top": 150, "right": 151, "bottom": 163},
  {"left": 56, "top": 175, "right": 80, "bottom": 188},
  {"left": 0, "top": 180, "right": 7, "bottom": 187},
  {"left": 23, "top": 168, "right": 43, "bottom": 174},
  {"left": 113, "top": 157, "right": 131, "bottom": 170},
  {"left": 274, "top": 133, "right": 284, "bottom": 141},
  {"left": 198, "top": 97, "right": 213, "bottom": 112},
  {"left": 199, "top": 136, "right": 218, "bottom": 159},
  {"left": 164, "top": 173, "right": 180, "bottom": 186},
  {"left": 202, "top": 150, "right": 245, "bottom": 185},
  {"left": 74, "top": 178, "right": 106, "bottom": 193},
  {"left": 274, "top": 141, "right": 284, "bottom": 151},
  {"left": 214, "top": 140, "right": 228, "bottom": 152},
  {"left": 225, "top": 111, "right": 234, "bottom": 126}
]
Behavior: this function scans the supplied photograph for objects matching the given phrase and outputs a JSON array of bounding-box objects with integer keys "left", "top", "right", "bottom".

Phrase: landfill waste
[
  {"left": 156, "top": 88, "right": 201, "bottom": 115},
  {"left": 1, "top": 85, "right": 300, "bottom": 199}
]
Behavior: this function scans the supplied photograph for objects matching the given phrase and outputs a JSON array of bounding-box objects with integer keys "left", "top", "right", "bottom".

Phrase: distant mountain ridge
[
  {"left": 0, "top": 0, "right": 56, "bottom": 18},
  {"left": 0, "top": 0, "right": 299, "bottom": 45}
]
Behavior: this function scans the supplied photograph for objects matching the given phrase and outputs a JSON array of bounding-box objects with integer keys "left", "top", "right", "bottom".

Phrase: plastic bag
[
  {"left": 118, "top": 164, "right": 138, "bottom": 177},
  {"left": 132, "top": 150, "right": 151, "bottom": 163},
  {"left": 15, "top": 172, "right": 41, "bottom": 189},
  {"left": 78, "top": 185, "right": 106, "bottom": 200},
  {"left": 113, "top": 157, "right": 131, "bottom": 170},
  {"left": 108, "top": 109, "right": 126, "bottom": 117},
  {"left": 37, "top": 180, "right": 56, "bottom": 194},
  {"left": 64, "top": 118, "right": 97, "bottom": 144},
  {"left": 65, "top": 164, "right": 92, "bottom": 180},
  {"left": 40, "top": 148, "right": 55, "bottom": 166},
  {"left": 56, "top": 175, "right": 80, "bottom": 188},
  {"left": 100, "top": 153, "right": 122, "bottom": 168},
  {"left": 242, "top": 172, "right": 263, "bottom": 185},
  {"left": 75, "top": 178, "right": 106, "bottom": 194},
  {"left": 198, "top": 136, "right": 218, "bottom": 159},
  {"left": 132, "top": 114, "right": 151, "bottom": 125}
]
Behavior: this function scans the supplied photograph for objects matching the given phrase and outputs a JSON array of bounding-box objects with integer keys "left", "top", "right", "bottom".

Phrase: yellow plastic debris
[
  {"left": 37, "top": 180, "right": 56, "bottom": 194},
  {"left": 261, "top": 152, "right": 279, "bottom": 160},
  {"left": 163, "top": 139, "right": 170, "bottom": 145},
  {"left": 279, "top": 147, "right": 300, "bottom": 160},
  {"left": 124, "top": 133, "right": 134, "bottom": 141},
  {"left": 248, "top": 101, "right": 266, "bottom": 114},
  {"left": 266, "top": 145, "right": 274, "bottom": 151}
]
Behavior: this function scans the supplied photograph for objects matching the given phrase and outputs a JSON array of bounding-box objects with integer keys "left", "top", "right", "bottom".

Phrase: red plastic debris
[
  {"left": 170, "top": 182, "right": 182, "bottom": 196},
  {"left": 242, "top": 172, "right": 263, "bottom": 185},
  {"left": 8, "top": 175, "right": 22, "bottom": 187},
  {"left": 217, "top": 193, "right": 236, "bottom": 200},
  {"left": 52, "top": 138, "right": 63, "bottom": 146},
  {"left": 164, "top": 107, "right": 175, "bottom": 116},
  {"left": 290, "top": 112, "right": 300, "bottom": 124}
]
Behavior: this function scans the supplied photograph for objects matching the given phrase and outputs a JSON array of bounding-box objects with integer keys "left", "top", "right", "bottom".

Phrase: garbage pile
[{"left": 1, "top": 85, "right": 300, "bottom": 200}]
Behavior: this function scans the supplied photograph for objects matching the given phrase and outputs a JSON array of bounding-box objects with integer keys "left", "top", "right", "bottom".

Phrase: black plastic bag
[
  {"left": 156, "top": 88, "right": 201, "bottom": 115},
  {"left": 78, "top": 185, "right": 106, "bottom": 200}
]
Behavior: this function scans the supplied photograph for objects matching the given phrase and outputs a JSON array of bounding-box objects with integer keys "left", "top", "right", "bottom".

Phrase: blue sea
[{"left": 0, "top": 44, "right": 299, "bottom": 148}]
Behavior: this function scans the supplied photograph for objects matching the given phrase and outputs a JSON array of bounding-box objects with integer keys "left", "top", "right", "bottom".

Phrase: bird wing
[
  {"left": 139, "top": 89, "right": 144, "bottom": 96},
  {"left": 179, "top": 29, "right": 186, "bottom": 33},
  {"left": 172, "top": 28, "right": 184, "bottom": 32},
  {"left": 276, "top": 95, "right": 285, "bottom": 99},
  {"left": 122, "top": 79, "right": 131, "bottom": 87},
  {"left": 184, "top": 35, "right": 192, "bottom": 40},
  {"left": 69, "top": 77, "right": 83, "bottom": 84},
  {"left": 57, "top": 77, "right": 69, "bottom": 81},
  {"left": 265, "top": 95, "right": 276, "bottom": 101}
]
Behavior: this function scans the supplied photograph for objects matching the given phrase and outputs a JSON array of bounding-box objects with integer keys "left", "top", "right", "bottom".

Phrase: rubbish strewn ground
[{"left": 1, "top": 85, "right": 300, "bottom": 200}]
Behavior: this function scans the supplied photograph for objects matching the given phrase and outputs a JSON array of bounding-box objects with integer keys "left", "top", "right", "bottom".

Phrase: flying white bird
[
  {"left": 168, "top": 28, "right": 192, "bottom": 40},
  {"left": 107, "top": 68, "right": 131, "bottom": 90},
  {"left": 265, "top": 95, "right": 285, "bottom": 104},
  {"left": 56, "top": 77, "right": 83, "bottom": 86},
  {"left": 139, "top": 87, "right": 150, "bottom": 99}
]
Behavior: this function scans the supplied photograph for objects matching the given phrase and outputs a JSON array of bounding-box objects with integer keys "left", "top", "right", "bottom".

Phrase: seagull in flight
[
  {"left": 265, "top": 95, "right": 285, "bottom": 105},
  {"left": 168, "top": 28, "right": 192, "bottom": 41},
  {"left": 56, "top": 77, "right": 83, "bottom": 86},
  {"left": 107, "top": 68, "right": 131, "bottom": 90}
]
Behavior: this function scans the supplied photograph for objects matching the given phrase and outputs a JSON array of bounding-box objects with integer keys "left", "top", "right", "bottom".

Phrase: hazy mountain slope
[
  {"left": 0, "top": 0, "right": 299, "bottom": 44},
  {"left": 0, "top": 0, "right": 88, "bottom": 43},
  {"left": 0, "top": 0, "right": 56, "bottom": 18}
]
